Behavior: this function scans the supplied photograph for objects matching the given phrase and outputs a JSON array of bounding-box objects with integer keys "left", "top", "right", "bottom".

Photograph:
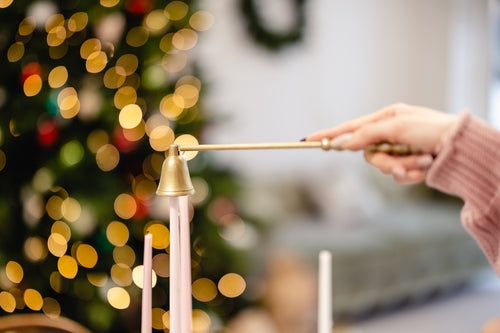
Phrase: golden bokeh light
[
  {"left": 126, "top": 26, "right": 149, "bottom": 47},
  {"left": 51, "top": 220, "right": 72, "bottom": 242},
  {"left": 49, "top": 271, "right": 63, "bottom": 293},
  {"left": 57, "top": 255, "right": 78, "bottom": 279},
  {"left": 218, "top": 273, "right": 246, "bottom": 298},
  {"left": 46, "top": 195, "right": 64, "bottom": 220},
  {"left": 32, "top": 168, "right": 54, "bottom": 193},
  {"left": 192, "top": 278, "right": 218, "bottom": 302},
  {"left": 100, "top": 0, "right": 120, "bottom": 7},
  {"left": 0, "top": 291, "right": 16, "bottom": 313},
  {"left": 48, "top": 66, "right": 69, "bottom": 88},
  {"left": 107, "top": 287, "right": 130, "bottom": 309},
  {"left": 7, "top": 42, "right": 24, "bottom": 62},
  {"left": 113, "top": 245, "right": 136, "bottom": 267},
  {"left": 24, "top": 236, "right": 48, "bottom": 262},
  {"left": 67, "top": 12, "right": 88, "bottom": 32},
  {"left": 96, "top": 144, "right": 120, "bottom": 171},
  {"left": 76, "top": 244, "right": 98, "bottom": 268},
  {"left": 114, "top": 86, "right": 138, "bottom": 109},
  {"left": 61, "top": 197, "right": 82, "bottom": 222},
  {"left": 23, "top": 74, "right": 42, "bottom": 97},
  {"left": 45, "top": 13, "right": 64, "bottom": 33},
  {"left": 87, "top": 272, "right": 108, "bottom": 287},
  {"left": 159, "top": 94, "right": 184, "bottom": 120},
  {"left": 145, "top": 224, "right": 170, "bottom": 249},
  {"left": 190, "top": 11, "right": 215, "bottom": 32},
  {"left": 5, "top": 261, "right": 23, "bottom": 284},
  {"left": 119, "top": 104, "right": 143, "bottom": 129},
  {"left": 42, "top": 297, "right": 61, "bottom": 319},
  {"left": 0, "top": 0, "right": 13, "bottom": 9},
  {"left": 175, "top": 84, "right": 199, "bottom": 108},
  {"left": 18, "top": 16, "right": 35, "bottom": 36},
  {"left": 57, "top": 87, "right": 80, "bottom": 119},
  {"left": 144, "top": 9, "right": 169, "bottom": 34},
  {"left": 172, "top": 28, "right": 198, "bottom": 51},
  {"left": 86, "top": 51, "right": 108, "bottom": 73},
  {"left": 133, "top": 175, "right": 156, "bottom": 201},
  {"left": 48, "top": 233, "right": 68, "bottom": 257},
  {"left": 122, "top": 123, "right": 145, "bottom": 142},
  {"left": 80, "top": 38, "right": 102, "bottom": 59},
  {"left": 152, "top": 307, "right": 166, "bottom": 330},
  {"left": 159, "top": 33, "right": 173, "bottom": 53},
  {"left": 152, "top": 253, "right": 169, "bottom": 278},
  {"left": 103, "top": 67, "right": 126, "bottom": 89},
  {"left": 131, "top": 265, "right": 157, "bottom": 289},
  {"left": 87, "top": 129, "right": 109, "bottom": 153},
  {"left": 192, "top": 309, "right": 211, "bottom": 333},
  {"left": 114, "top": 193, "right": 137, "bottom": 219},
  {"left": 116, "top": 54, "right": 139, "bottom": 75},
  {"left": 148, "top": 125, "right": 174, "bottom": 152},
  {"left": 165, "top": 1, "right": 188, "bottom": 21},
  {"left": 24, "top": 288, "right": 43, "bottom": 311},
  {"left": 47, "top": 25, "right": 66, "bottom": 47},
  {"left": 106, "top": 221, "right": 129, "bottom": 247},
  {"left": 174, "top": 134, "right": 199, "bottom": 161},
  {"left": 110, "top": 263, "right": 132, "bottom": 287}
]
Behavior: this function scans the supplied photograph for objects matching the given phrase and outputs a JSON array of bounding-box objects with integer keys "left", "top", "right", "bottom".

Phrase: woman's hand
[{"left": 306, "top": 103, "right": 459, "bottom": 184}]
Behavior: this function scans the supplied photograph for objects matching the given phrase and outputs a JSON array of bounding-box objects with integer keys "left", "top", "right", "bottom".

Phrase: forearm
[{"left": 426, "top": 111, "right": 500, "bottom": 274}]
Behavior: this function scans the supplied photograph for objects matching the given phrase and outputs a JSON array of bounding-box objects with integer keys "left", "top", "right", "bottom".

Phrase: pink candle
[
  {"left": 179, "top": 195, "right": 192, "bottom": 332},
  {"left": 169, "top": 197, "right": 181, "bottom": 333},
  {"left": 141, "top": 233, "right": 153, "bottom": 333},
  {"left": 317, "top": 250, "right": 332, "bottom": 333}
]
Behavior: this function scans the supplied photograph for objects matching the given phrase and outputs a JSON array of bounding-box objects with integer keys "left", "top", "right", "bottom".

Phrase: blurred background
[{"left": 0, "top": 0, "right": 499, "bottom": 332}]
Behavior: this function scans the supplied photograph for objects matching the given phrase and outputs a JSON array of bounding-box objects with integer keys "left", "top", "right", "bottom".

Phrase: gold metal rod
[
  {"left": 179, "top": 141, "right": 327, "bottom": 151},
  {"left": 178, "top": 139, "right": 420, "bottom": 155}
]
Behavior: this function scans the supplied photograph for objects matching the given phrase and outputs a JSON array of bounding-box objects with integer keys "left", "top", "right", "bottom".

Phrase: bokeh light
[
  {"left": 192, "top": 278, "right": 217, "bottom": 302},
  {"left": 145, "top": 223, "right": 170, "bottom": 249},
  {"left": 0, "top": 291, "right": 16, "bottom": 312},
  {"left": 107, "top": 287, "right": 130, "bottom": 309},
  {"left": 96, "top": 144, "right": 120, "bottom": 171},
  {"left": 114, "top": 193, "right": 137, "bottom": 219},
  {"left": 106, "top": 221, "right": 129, "bottom": 247},
  {"left": 218, "top": 273, "right": 246, "bottom": 298},
  {"left": 5, "top": 261, "right": 23, "bottom": 284},
  {"left": 152, "top": 307, "right": 166, "bottom": 330},
  {"left": 57, "top": 255, "right": 78, "bottom": 279},
  {"left": 23, "top": 74, "right": 42, "bottom": 97},
  {"left": 113, "top": 245, "right": 136, "bottom": 267},
  {"left": 152, "top": 253, "right": 170, "bottom": 278},
  {"left": 24, "top": 288, "right": 43, "bottom": 311},
  {"left": 42, "top": 297, "right": 61, "bottom": 318},
  {"left": 76, "top": 244, "right": 98, "bottom": 268},
  {"left": 132, "top": 265, "right": 157, "bottom": 289}
]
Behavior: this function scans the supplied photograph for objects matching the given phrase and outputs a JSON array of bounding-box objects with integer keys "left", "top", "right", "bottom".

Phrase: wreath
[{"left": 239, "top": 0, "right": 307, "bottom": 51}]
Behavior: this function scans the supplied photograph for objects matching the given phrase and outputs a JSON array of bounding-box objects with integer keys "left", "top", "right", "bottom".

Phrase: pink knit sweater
[{"left": 426, "top": 112, "right": 500, "bottom": 276}]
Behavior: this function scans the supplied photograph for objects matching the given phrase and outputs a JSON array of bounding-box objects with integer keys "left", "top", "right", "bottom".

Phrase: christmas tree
[{"left": 0, "top": 0, "right": 259, "bottom": 331}]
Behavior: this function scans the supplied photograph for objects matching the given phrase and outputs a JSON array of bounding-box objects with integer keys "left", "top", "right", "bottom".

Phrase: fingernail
[
  {"left": 300, "top": 138, "right": 306, "bottom": 142},
  {"left": 391, "top": 165, "right": 406, "bottom": 178},
  {"left": 329, "top": 133, "right": 353, "bottom": 149},
  {"left": 416, "top": 155, "right": 434, "bottom": 168}
]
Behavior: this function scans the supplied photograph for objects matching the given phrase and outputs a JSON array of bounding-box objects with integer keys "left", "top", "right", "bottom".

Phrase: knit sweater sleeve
[{"left": 426, "top": 111, "right": 500, "bottom": 276}]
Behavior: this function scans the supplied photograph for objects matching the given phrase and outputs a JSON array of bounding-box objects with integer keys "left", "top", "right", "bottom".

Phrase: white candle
[
  {"left": 141, "top": 233, "right": 153, "bottom": 333},
  {"left": 318, "top": 250, "right": 332, "bottom": 333},
  {"left": 169, "top": 197, "right": 181, "bottom": 333},
  {"left": 179, "top": 195, "right": 192, "bottom": 333}
]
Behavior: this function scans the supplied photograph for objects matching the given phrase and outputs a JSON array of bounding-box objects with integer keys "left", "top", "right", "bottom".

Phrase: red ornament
[
  {"left": 37, "top": 119, "right": 59, "bottom": 147},
  {"left": 21, "top": 62, "right": 42, "bottom": 83},
  {"left": 125, "top": 0, "right": 154, "bottom": 15}
]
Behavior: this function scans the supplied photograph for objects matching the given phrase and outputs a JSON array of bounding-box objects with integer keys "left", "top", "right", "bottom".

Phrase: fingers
[
  {"left": 306, "top": 103, "right": 410, "bottom": 144},
  {"left": 364, "top": 152, "right": 433, "bottom": 184}
]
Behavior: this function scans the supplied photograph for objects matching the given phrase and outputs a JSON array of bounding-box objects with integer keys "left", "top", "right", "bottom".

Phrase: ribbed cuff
[{"left": 426, "top": 111, "right": 500, "bottom": 211}]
